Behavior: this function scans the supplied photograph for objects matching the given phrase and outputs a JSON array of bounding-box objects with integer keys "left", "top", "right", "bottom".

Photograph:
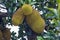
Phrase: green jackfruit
[
  {"left": 26, "top": 9, "right": 45, "bottom": 33},
  {"left": 0, "top": 28, "right": 11, "bottom": 40},
  {"left": 12, "top": 8, "right": 24, "bottom": 26},
  {"left": 22, "top": 4, "right": 33, "bottom": 15},
  {"left": 2, "top": 28, "right": 11, "bottom": 40}
]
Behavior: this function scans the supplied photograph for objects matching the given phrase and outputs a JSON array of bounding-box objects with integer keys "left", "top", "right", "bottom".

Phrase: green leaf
[
  {"left": 37, "top": 36, "right": 44, "bottom": 40},
  {"left": 30, "top": 2, "right": 37, "bottom": 5},
  {"left": 56, "top": 0, "right": 60, "bottom": 21},
  {"left": 56, "top": 0, "right": 60, "bottom": 3},
  {"left": 18, "top": 0, "right": 24, "bottom": 4},
  {"left": 28, "top": 0, "right": 32, "bottom": 4}
]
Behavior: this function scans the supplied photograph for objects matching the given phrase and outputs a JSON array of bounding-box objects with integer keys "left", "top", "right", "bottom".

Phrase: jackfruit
[
  {"left": 22, "top": 4, "right": 33, "bottom": 15},
  {"left": 0, "top": 30, "right": 3, "bottom": 40},
  {"left": 12, "top": 8, "right": 24, "bottom": 26},
  {"left": 2, "top": 28, "right": 11, "bottom": 40},
  {"left": 26, "top": 9, "right": 45, "bottom": 33}
]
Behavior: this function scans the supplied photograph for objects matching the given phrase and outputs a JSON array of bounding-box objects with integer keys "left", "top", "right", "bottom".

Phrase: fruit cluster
[{"left": 12, "top": 4, "right": 45, "bottom": 33}]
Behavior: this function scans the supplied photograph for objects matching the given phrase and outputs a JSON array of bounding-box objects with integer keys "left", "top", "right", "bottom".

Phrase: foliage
[{"left": 0, "top": 0, "right": 60, "bottom": 40}]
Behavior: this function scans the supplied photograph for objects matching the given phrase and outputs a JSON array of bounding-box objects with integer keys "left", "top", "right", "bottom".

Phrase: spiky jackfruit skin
[
  {"left": 22, "top": 4, "right": 33, "bottom": 15},
  {"left": 2, "top": 28, "right": 11, "bottom": 40},
  {"left": 0, "top": 30, "right": 3, "bottom": 40},
  {"left": 0, "top": 28, "right": 11, "bottom": 40},
  {"left": 26, "top": 9, "right": 45, "bottom": 33},
  {"left": 12, "top": 8, "right": 24, "bottom": 26}
]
